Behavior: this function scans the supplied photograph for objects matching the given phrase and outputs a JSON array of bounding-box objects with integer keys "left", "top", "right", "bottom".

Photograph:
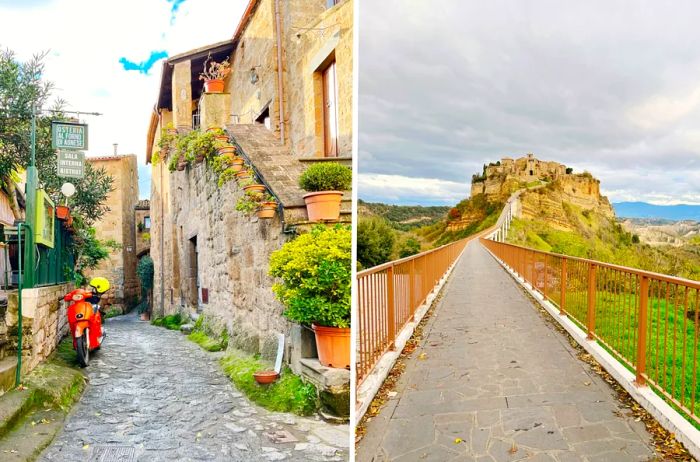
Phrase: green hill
[
  {"left": 507, "top": 199, "right": 700, "bottom": 281},
  {"left": 358, "top": 199, "right": 449, "bottom": 231}
]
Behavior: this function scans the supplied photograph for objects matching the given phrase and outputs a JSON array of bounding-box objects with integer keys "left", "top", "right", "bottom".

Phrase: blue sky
[
  {"left": 0, "top": 0, "right": 247, "bottom": 199},
  {"left": 360, "top": 1, "right": 700, "bottom": 206}
]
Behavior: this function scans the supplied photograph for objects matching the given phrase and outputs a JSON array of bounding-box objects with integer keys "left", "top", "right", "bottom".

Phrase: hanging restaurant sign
[{"left": 52, "top": 121, "right": 88, "bottom": 150}]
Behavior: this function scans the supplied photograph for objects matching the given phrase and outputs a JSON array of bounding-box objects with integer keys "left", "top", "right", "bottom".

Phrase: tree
[
  {"left": 398, "top": 237, "right": 421, "bottom": 259},
  {"left": 1, "top": 47, "right": 115, "bottom": 283},
  {"left": 448, "top": 207, "right": 461, "bottom": 220},
  {"left": 357, "top": 217, "right": 395, "bottom": 269}
]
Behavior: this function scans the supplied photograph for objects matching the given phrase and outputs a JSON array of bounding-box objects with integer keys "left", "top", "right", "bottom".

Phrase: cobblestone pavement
[
  {"left": 40, "top": 313, "right": 349, "bottom": 462},
  {"left": 358, "top": 241, "right": 657, "bottom": 462}
]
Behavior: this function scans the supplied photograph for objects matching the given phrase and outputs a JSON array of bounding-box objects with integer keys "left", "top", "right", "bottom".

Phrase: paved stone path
[
  {"left": 40, "top": 313, "right": 348, "bottom": 462},
  {"left": 358, "top": 241, "right": 657, "bottom": 462}
]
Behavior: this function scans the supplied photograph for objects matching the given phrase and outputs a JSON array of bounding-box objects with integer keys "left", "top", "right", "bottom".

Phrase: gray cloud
[{"left": 359, "top": 0, "right": 700, "bottom": 205}]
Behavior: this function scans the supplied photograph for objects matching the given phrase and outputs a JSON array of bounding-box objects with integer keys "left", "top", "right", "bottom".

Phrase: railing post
[
  {"left": 635, "top": 276, "right": 649, "bottom": 386},
  {"left": 409, "top": 259, "right": 416, "bottom": 321},
  {"left": 587, "top": 263, "right": 597, "bottom": 340},
  {"left": 560, "top": 257, "right": 567, "bottom": 315},
  {"left": 543, "top": 254, "right": 548, "bottom": 297},
  {"left": 387, "top": 265, "right": 396, "bottom": 351}
]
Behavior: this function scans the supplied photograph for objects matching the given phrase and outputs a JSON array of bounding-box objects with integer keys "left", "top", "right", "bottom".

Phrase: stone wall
[
  {"left": 152, "top": 156, "right": 294, "bottom": 357},
  {"left": 283, "top": 0, "right": 353, "bottom": 158},
  {"left": 224, "top": 0, "right": 353, "bottom": 159},
  {"left": 226, "top": 0, "right": 280, "bottom": 131},
  {"left": 87, "top": 155, "right": 139, "bottom": 311},
  {"left": 5, "top": 283, "right": 72, "bottom": 374}
]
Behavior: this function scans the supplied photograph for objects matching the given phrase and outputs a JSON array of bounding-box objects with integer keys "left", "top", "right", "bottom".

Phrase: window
[
  {"left": 529, "top": 170, "right": 533, "bottom": 176},
  {"left": 144, "top": 216, "right": 151, "bottom": 229},
  {"left": 322, "top": 60, "right": 339, "bottom": 157},
  {"left": 327, "top": 0, "right": 340, "bottom": 7}
]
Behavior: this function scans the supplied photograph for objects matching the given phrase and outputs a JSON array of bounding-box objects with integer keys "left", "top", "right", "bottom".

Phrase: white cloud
[
  {"left": 0, "top": 0, "right": 248, "bottom": 198},
  {"left": 358, "top": 173, "right": 469, "bottom": 206}
]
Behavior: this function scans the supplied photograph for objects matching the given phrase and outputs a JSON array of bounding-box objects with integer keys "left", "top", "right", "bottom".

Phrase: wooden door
[{"left": 323, "top": 61, "right": 339, "bottom": 157}]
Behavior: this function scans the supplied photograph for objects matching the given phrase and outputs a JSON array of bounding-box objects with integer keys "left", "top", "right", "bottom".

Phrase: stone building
[
  {"left": 145, "top": 0, "right": 352, "bottom": 418},
  {"left": 134, "top": 199, "right": 150, "bottom": 258},
  {"left": 472, "top": 153, "right": 568, "bottom": 198},
  {"left": 86, "top": 155, "right": 139, "bottom": 311}
]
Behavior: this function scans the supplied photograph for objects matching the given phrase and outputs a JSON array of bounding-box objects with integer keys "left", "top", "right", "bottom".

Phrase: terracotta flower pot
[
  {"left": 195, "top": 153, "right": 206, "bottom": 163},
  {"left": 215, "top": 134, "right": 229, "bottom": 143},
  {"left": 235, "top": 171, "right": 252, "bottom": 182},
  {"left": 204, "top": 79, "right": 225, "bottom": 93},
  {"left": 206, "top": 126, "right": 222, "bottom": 133},
  {"left": 303, "top": 191, "right": 343, "bottom": 222},
  {"left": 229, "top": 157, "right": 245, "bottom": 172},
  {"left": 140, "top": 312, "right": 150, "bottom": 321},
  {"left": 243, "top": 184, "right": 266, "bottom": 195},
  {"left": 256, "top": 202, "right": 277, "bottom": 219},
  {"left": 177, "top": 160, "right": 187, "bottom": 171},
  {"left": 253, "top": 370, "right": 279, "bottom": 384},
  {"left": 217, "top": 145, "right": 236, "bottom": 156},
  {"left": 312, "top": 323, "right": 350, "bottom": 369},
  {"left": 56, "top": 205, "right": 70, "bottom": 221},
  {"left": 66, "top": 215, "right": 73, "bottom": 227}
]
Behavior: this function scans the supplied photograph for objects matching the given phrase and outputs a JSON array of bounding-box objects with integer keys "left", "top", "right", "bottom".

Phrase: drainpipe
[
  {"left": 274, "top": 0, "right": 286, "bottom": 144},
  {"left": 159, "top": 161, "right": 165, "bottom": 317}
]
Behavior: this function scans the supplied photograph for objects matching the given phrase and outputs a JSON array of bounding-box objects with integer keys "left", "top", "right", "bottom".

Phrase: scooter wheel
[{"left": 76, "top": 333, "right": 89, "bottom": 367}]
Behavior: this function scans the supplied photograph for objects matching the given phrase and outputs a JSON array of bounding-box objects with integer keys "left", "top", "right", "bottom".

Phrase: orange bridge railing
[
  {"left": 481, "top": 238, "right": 700, "bottom": 426},
  {"left": 356, "top": 230, "right": 491, "bottom": 386}
]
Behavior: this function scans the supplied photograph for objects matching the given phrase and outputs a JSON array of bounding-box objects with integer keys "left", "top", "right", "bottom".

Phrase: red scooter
[{"left": 64, "top": 277, "right": 110, "bottom": 367}]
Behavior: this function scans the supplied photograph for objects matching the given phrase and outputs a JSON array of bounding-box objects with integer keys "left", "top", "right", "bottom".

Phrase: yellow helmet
[{"left": 89, "top": 277, "right": 110, "bottom": 294}]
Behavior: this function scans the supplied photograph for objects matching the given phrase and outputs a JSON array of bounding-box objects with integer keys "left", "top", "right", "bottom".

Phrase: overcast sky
[
  {"left": 0, "top": 0, "right": 247, "bottom": 199},
  {"left": 359, "top": 1, "right": 700, "bottom": 206}
]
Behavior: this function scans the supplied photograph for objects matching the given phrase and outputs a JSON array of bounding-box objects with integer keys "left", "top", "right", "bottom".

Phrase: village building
[
  {"left": 86, "top": 155, "right": 139, "bottom": 312},
  {"left": 134, "top": 199, "right": 150, "bottom": 259},
  {"left": 146, "top": 0, "right": 352, "bottom": 419}
]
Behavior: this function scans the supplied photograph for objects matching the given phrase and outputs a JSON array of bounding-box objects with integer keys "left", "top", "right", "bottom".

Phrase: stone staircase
[{"left": 226, "top": 124, "right": 351, "bottom": 227}]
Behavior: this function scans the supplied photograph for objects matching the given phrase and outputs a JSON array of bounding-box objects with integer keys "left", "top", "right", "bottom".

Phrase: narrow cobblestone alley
[{"left": 40, "top": 313, "right": 349, "bottom": 462}]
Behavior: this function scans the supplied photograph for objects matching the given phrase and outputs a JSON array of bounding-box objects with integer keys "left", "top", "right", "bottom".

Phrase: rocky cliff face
[{"left": 518, "top": 174, "right": 614, "bottom": 231}]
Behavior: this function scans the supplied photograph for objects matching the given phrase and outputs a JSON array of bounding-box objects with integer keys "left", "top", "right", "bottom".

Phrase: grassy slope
[{"left": 507, "top": 196, "right": 700, "bottom": 423}]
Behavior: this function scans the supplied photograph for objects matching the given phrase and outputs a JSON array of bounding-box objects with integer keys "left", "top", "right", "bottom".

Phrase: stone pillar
[
  {"left": 172, "top": 61, "right": 192, "bottom": 130},
  {"left": 200, "top": 93, "right": 232, "bottom": 130}
]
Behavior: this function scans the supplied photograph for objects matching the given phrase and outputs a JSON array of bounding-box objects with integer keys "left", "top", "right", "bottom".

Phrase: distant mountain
[{"left": 613, "top": 202, "right": 700, "bottom": 221}]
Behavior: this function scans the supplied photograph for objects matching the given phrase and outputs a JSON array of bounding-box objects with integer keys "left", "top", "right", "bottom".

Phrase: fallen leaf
[
  {"left": 508, "top": 442, "right": 518, "bottom": 454},
  {"left": 418, "top": 352, "right": 428, "bottom": 360},
  {"left": 82, "top": 444, "right": 89, "bottom": 450},
  {"left": 454, "top": 438, "right": 463, "bottom": 444}
]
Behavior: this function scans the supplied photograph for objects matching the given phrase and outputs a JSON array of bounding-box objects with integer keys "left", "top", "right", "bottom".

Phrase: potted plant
[
  {"left": 199, "top": 55, "right": 231, "bottom": 94},
  {"left": 188, "top": 130, "right": 216, "bottom": 164},
  {"left": 236, "top": 194, "right": 259, "bottom": 214},
  {"left": 208, "top": 127, "right": 229, "bottom": 143},
  {"left": 241, "top": 177, "right": 267, "bottom": 196},
  {"left": 56, "top": 205, "right": 70, "bottom": 220},
  {"left": 157, "top": 123, "right": 178, "bottom": 159},
  {"left": 269, "top": 225, "right": 351, "bottom": 369},
  {"left": 257, "top": 195, "right": 277, "bottom": 219},
  {"left": 235, "top": 167, "right": 253, "bottom": 183},
  {"left": 299, "top": 163, "right": 352, "bottom": 222}
]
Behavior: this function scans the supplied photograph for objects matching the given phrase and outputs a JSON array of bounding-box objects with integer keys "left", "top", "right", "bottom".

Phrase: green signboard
[
  {"left": 52, "top": 121, "right": 88, "bottom": 150},
  {"left": 57, "top": 150, "right": 85, "bottom": 179}
]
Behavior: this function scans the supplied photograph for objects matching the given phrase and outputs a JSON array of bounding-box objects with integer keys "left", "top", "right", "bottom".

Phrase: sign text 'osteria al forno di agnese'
[{"left": 52, "top": 121, "right": 87, "bottom": 179}]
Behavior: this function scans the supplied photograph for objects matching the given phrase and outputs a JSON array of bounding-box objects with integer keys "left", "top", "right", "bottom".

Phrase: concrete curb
[
  {"left": 483, "top": 245, "right": 700, "bottom": 461},
  {"left": 355, "top": 252, "right": 464, "bottom": 422}
]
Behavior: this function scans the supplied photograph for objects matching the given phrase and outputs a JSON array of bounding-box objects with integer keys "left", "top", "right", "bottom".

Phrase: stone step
[
  {"left": 0, "top": 357, "right": 17, "bottom": 394},
  {"left": 0, "top": 407, "right": 64, "bottom": 460}
]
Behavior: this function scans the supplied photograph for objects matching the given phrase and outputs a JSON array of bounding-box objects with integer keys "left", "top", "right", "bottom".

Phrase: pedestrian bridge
[{"left": 356, "top": 196, "right": 700, "bottom": 460}]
